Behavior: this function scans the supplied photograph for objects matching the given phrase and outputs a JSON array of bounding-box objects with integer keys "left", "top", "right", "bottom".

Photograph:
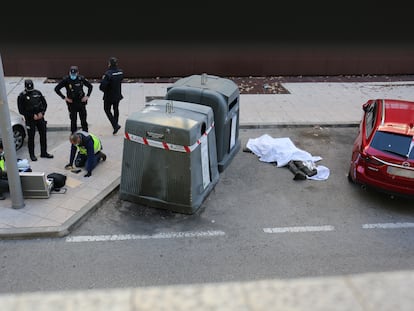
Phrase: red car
[{"left": 348, "top": 98, "right": 414, "bottom": 198}]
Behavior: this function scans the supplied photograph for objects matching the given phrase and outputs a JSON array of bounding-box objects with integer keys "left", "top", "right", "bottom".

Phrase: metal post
[
  {"left": 201, "top": 73, "right": 207, "bottom": 85},
  {"left": 0, "top": 54, "right": 25, "bottom": 209},
  {"left": 166, "top": 100, "right": 174, "bottom": 114}
]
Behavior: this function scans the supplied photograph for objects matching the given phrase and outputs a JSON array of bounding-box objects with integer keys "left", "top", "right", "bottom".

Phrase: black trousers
[
  {"left": 68, "top": 101, "right": 88, "bottom": 133},
  {"left": 26, "top": 118, "right": 48, "bottom": 157},
  {"left": 74, "top": 153, "right": 87, "bottom": 167},
  {"left": 103, "top": 99, "right": 120, "bottom": 129},
  {"left": 0, "top": 178, "right": 9, "bottom": 195},
  {"left": 74, "top": 152, "right": 101, "bottom": 170}
]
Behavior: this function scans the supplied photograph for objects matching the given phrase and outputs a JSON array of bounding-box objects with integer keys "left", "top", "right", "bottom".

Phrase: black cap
[
  {"left": 24, "top": 79, "right": 34, "bottom": 91},
  {"left": 69, "top": 66, "right": 79, "bottom": 74}
]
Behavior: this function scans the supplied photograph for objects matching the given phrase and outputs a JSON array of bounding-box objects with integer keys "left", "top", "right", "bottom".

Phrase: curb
[
  {"left": 0, "top": 179, "right": 120, "bottom": 240},
  {"left": 47, "top": 123, "right": 361, "bottom": 132},
  {"left": 239, "top": 122, "right": 360, "bottom": 129}
]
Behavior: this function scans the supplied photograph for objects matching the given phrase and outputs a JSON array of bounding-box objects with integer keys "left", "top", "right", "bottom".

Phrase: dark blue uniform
[
  {"left": 17, "top": 82, "right": 52, "bottom": 160},
  {"left": 99, "top": 59, "right": 124, "bottom": 134},
  {"left": 55, "top": 71, "right": 93, "bottom": 133}
]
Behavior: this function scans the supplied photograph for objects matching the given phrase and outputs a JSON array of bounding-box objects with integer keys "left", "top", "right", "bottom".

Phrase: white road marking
[
  {"left": 66, "top": 230, "right": 226, "bottom": 243},
  {"left": 66, "top": 223, "right": 414, "bottom": 243},
  {"left": 263, "top": 225, "right": 335, "bottom": 233},
  {"left": 362, "top": 222, "right": 414, "bottom": 229}
]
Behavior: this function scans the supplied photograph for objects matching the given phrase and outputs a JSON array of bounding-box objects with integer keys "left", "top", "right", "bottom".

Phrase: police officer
[
  {"left": 64, "top": 130, "right": 106, "bottom": 177},
  {"left": 17, "top": 79, "right": 53, "bottom": 161},
  {"left": 0, "top": 141, "right": 9, "bottom": 200},
  {"left": 54, "top": 66, "right": 93, "bottom": 134},
  {"left": 99, "top": 57, "right": 124, "bottom": 135}
]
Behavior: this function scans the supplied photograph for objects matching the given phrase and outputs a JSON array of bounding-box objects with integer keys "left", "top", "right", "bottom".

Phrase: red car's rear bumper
[{"left": 353, "top": 164, "right": 414, "bottom": 197}]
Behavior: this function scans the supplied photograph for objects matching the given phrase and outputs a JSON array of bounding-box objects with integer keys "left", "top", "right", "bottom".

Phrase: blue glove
[{"left": 84, "top": 171, "right": 91, "bottom": 177}]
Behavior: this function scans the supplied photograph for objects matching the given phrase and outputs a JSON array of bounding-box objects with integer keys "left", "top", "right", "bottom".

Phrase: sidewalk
[
  {"left": 1, "top": 76, "right": 414, "bottom": 239},
  {"left": 1, "top": 269, "right": 413, "bottom": 311},
  {"left": 1, "top": 76, "right": 414, "bottom": 310}
]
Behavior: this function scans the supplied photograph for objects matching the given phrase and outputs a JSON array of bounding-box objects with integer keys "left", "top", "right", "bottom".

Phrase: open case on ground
[{"left": 19, "top": 172, "right": 53, "bottom": 199}]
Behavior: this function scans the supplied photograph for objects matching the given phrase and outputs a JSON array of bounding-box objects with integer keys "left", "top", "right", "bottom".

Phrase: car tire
[
  {"left": 347, "top": 170, "right": 354, "bottom": 183},
  {"left": 13, "top": 125, "right": 26, "bottom": 150}
]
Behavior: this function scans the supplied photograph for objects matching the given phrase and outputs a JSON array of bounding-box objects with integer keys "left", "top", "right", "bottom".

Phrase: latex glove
[
  {"left": 64, "top": 163, "right": 73, "bottom": 170},
  {"left": 84, "top": 171, "right": 92, "bottom": 177}
]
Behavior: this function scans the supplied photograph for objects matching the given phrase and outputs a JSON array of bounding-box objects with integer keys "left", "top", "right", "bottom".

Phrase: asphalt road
[{"left": 2, "top": 126, "right": 414, "bottom": 294}]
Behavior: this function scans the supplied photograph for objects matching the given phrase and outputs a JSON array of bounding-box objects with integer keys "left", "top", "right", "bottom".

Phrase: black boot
[
  {"left": 242, "top": 146, "right": 252, "bottom": 153},
  {"left": 97, "top": 151, "right": 107, "bottom": 162},
  {"left": 113, "top": 124, "right": 121, "bottom": 135},
  {"left": 40, "top": 153, "right": 54, "bottom": 159},
  {"left": 287, "top": 160, "right": 307, "bottom": 180},
  {"left": 293, "top": 160, "right": 317, "bottom": 177}
]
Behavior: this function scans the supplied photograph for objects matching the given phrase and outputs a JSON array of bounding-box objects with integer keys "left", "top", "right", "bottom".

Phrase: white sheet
[{"left": 246, "top": 134, "right": 329, "bottom": 180}]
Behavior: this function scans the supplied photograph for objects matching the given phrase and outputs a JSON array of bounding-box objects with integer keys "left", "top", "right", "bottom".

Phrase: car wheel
[
  {"left": 12, "top": 125, "right": 25, "bottom": 150},
  {"left": 347, "top": 170, "right": 354, "bottom": 183}
]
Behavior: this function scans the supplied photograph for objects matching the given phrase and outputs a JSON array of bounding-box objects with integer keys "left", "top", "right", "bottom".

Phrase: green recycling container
[
  {"left": 119, "top": 99, "right": 219, "bottom": 214},
  {"left": 166, "top": 74, "right": 240, "bottom": 172}
]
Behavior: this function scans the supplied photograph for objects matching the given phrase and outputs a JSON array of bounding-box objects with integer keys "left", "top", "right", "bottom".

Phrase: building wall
[{"left": 2, "top": 43, "right": 414, "bottom": 78}]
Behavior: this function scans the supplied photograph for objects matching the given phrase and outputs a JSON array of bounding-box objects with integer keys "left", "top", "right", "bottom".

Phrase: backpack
[{"left": 47, "top": 172, "right": 67, "bottom": 191}]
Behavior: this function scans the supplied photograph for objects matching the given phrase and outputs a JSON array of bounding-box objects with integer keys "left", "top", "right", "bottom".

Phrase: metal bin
[
  {"left": 166, "top": 74, "right": 241, "bottom": 172},
  {"left": 119, "top": 99, "right": 219, "bottom": 214}
]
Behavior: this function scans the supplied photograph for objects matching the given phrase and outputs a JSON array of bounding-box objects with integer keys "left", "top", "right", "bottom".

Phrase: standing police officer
[
  {"left": 99, "top": 57, "right": 124, "bottom": 134},
  {"left": 17, "top": 79, "right": 53, "bottom": 161},
  {"left": 54, "top": 66, "right": 93, "bottom": 134}
]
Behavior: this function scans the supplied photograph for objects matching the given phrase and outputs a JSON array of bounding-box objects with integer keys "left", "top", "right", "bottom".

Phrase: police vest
[
  {"left": 76, "top": 133, "right": 101, "bottom": 155},
  {"left": 0, "top": 157, "right": 4, "bottom": 171}
]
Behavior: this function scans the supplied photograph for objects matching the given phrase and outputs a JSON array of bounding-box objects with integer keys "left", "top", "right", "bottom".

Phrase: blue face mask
[{"left": 70, "top": 74, "right": 77, "bottom": 80}]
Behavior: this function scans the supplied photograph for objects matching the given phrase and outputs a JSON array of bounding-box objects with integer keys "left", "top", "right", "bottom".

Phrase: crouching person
[
  {"left": 64, "top": 131, "right": 106, "bottom": 177},
  {"left": 0, "top": 141, "right": 9, "bottom": 200}
]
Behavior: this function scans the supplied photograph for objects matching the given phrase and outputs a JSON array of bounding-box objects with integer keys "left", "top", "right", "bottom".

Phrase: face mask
[{"left": 70, "top": 74, "right": 77, "bottom": 80}]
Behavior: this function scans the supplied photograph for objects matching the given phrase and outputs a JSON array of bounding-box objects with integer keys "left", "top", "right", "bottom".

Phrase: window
[
  {"left": 365, "top": 101, "right": 377, "bottom": 139},
  {"left": 370, "top": 131, "right": 414, "bottom": 159}
]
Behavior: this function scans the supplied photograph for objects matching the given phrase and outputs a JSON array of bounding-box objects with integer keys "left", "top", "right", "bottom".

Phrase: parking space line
[
  {"left": 66, "top": 223, "right": 414, "bottom": 243},
  {"left": 65, "top": 230, "right": 226, "bottom": 243},
  {"left": 263, "top": 225, "right": 335, "bottom": 233},
  {"left": 362, "top": 222, "right": 414, "bottom": 229}
]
